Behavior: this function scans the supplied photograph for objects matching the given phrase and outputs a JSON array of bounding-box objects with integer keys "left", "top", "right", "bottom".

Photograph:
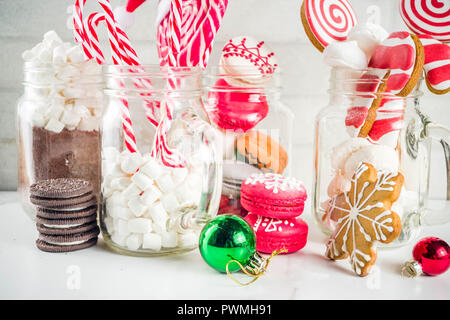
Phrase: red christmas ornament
[{"left": 402, "top": 237, "right": 450, "bottom": 277}]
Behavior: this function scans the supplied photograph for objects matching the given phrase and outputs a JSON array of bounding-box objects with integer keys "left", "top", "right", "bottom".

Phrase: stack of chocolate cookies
[{"left": 30, "top": 178, "right": 99, "bottom": 252}]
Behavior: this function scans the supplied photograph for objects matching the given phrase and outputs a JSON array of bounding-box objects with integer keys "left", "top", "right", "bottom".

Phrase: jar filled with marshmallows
[
  {"left": 18, "top": 31, "right": 103, "bottom": 219},
  {"left": 100, "top": 65, "right": 222, "bottom": 256}
]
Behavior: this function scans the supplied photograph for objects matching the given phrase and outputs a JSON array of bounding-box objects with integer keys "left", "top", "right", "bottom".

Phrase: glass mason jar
[
  {"left": 313, "top": 68, "right": 450, "bottom": 247},
  {"left": 18, "top": 61, "right": 103, "bottom": 218},
  {"left": 101, "top": 66, "right": 222, "bottom": 256},
  {"left": 204, "top": 67, "right": 294, "bottom": 217}
]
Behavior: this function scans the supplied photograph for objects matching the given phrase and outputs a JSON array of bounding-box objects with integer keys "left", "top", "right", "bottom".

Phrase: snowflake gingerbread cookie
[{"left": 325, "top": 162, "right": 404, "bottom": 277}]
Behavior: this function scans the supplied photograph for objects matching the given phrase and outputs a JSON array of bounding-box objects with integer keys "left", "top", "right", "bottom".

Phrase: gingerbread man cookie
[{"left": 325, "top": 162, "right": 404, "bottom": 277}]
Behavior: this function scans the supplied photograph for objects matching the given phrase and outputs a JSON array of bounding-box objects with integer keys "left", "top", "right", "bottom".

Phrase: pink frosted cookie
[
  {"left": 400, "top": 0, "right": 450, "bottom": 43},
  {"left": 300, "top": 0, "right": 358, "bottom": 52},
  {"left": 240, "top": 173, "right": 307, "bottom": 219},
  {"left": 418, "top": 34, "right": 450, "bottom": 95},
  {"left": 244, "top": 213, "right": 308, "bottom": 254}
]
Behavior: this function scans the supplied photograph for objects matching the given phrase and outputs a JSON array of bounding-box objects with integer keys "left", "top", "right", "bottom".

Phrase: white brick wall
[{"left": 0, "top": 0, "right": 448, "bottom": 190}]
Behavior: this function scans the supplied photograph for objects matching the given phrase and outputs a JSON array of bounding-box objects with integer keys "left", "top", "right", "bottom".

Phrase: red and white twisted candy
[
  {"left": 86, "top": 12, "right": 160, "bottom": 127},
  {"left": 367, "top": 98, "right": 405, "bottom": 148},
  {"left": 73, "top": 0, "right": 95, "bottom": 59},
  {"left": 418, "top": 34, "right": 450, "bottom": 94},
  {"left": 400, "top": 0, "right": 450, "bottom": 43},
  {"left": 157, "top": 0, "right": 228, "bottom": 68},
  {"left": 302, "top": 0, "right": 357, "bottom": 51},
  {"left": 368, "top": 31, "right": 421, "bottom": 96}
]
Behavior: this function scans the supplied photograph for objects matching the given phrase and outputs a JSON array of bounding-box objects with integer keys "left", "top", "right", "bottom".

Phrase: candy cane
[
  {"left": 73, "top": 0, "right": 95, "bottom": 59},
  {"left": 86, "top": 11, "right": 160, "bottom": 127}
]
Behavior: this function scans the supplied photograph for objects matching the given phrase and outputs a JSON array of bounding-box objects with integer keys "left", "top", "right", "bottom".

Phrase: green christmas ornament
[
  {"left": 199, "top": 215, "right": 286, "bottom": 285},
  {"left": 199, "top": 215, "right": 256, "bottom": 273}
]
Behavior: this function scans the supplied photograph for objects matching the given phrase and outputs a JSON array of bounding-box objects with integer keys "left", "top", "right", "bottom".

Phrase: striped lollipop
[
  {"left": 300, "top": 0, "right": 358, "bottom": 52},
  {"left": 400, "top": 0, "right": 450, "bottom": 43}
]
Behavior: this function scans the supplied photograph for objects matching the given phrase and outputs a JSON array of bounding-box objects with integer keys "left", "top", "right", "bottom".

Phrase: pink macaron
[
  {"left": 240, "top": 173, "right": 307, "bottom": 219},
  {"left": 244, "top": 213, "right": 308, "bottom": 254}
]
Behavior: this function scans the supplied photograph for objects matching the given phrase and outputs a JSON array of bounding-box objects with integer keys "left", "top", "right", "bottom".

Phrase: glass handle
[{"left": 421, "top": 122, "right": 450, "bottom": 226}]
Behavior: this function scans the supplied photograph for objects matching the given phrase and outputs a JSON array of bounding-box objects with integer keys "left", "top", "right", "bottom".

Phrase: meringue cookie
[
  {"left": 323, "top": 40, "right": 368, "bottom": 70},
  {"left": 331, "top": 138, "right": 371, "bottom": 172},
  {"left": 343, "top": 144, "right": 399, "bottom": 180},
  {"left": 347, "top": 23, "right": 389, "bottom": 60}
]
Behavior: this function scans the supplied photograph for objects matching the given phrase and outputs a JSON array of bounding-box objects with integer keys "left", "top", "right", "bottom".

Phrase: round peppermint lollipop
[
  {"left": 300, "top": 0, "right": 358, "bottom": 52},
  {"left": 400, "top": 0, "right": 450, "bottom": 42}
]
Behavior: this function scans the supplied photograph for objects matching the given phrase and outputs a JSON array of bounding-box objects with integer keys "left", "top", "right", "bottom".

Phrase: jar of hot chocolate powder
[{"left": 18, "top": 31, "right": 103, "bottom": 219}]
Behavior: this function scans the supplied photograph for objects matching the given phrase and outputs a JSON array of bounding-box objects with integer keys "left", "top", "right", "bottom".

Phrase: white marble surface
[{"left": 0, "top": 191, "right": 449, "bottom": 300}]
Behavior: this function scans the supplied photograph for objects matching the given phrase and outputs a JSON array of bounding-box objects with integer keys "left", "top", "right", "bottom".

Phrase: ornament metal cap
[{"left": 401, "top": 260, "right": 423, "bottom": 278}]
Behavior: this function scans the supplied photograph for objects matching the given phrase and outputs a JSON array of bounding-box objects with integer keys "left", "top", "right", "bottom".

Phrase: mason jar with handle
[
  {"left": 101, "top": 65, "right": 222, "bottom": 256},
  {"left": 313, "top": 68, "right": 449, "bottom": 247}
]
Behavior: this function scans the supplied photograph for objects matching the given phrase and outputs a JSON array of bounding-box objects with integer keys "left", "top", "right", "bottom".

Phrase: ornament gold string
[{"left": 225, "top": 248, "right": 288, "bottom": 286}]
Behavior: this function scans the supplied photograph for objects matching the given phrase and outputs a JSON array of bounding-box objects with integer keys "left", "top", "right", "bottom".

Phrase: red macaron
[
  {"left": 244, "top": 213, "right": 308, "bottom": 254},
  {"left": 240, "top": 173, "right": 307, "bottom": 219}
]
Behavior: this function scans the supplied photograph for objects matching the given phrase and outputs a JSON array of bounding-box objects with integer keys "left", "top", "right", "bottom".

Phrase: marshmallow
[
  {"left": 66, "top": 45, "right": 84, "bottom": 63},
  {"left": 143, "top": 233, "right": 162, "bottom": 251},
  {"left": 120, "top": 153, "right": 143, "bottom": 174},
  {"left": 331, "top": 138, "right": 371, "bottom": 172},
  {"left": 140, "top": 158, "right": 164, "bottom": 179},
  {"left": 347, "top": 23, "right": 389, "bottom": 60},
  {"left": 161, "top": 231, "right": 178, "bottom": 248},
  {"left": 171, "top": 167, "right": 188, "bottom": 184},
  {"left": 111, "top": 206, "right": 134, "bottom": 220},
  {"left": 156, "top": 173, "right": 176, "bottom": 193},
  {"left": 174, "top": 182, "right": 192, "bottom": 204},
  {"left": 128, "top": 198, "right": 148, "bottom": 217},
  {"left": 104, "top": 216, "right": 115, "bottom": 234},
  {"left": 122, "top": 183, "right": 142, "bottom": 199},
  {"left": 323, "top": 41, "right": 368, "bottom": 70},
  {"left": 44, "top": 118, "right": 64, "bottom": 133},
  {"left": 43, "top": 30, "right": 63, "bottom": 44},
  {"left": 114, "top": 219, "right": 130, "bottom": 236},
  {"left": 161, "top": 193, "right": 180, "bottom": 214},
  {"left": 126, "top": 234, "right": 143, "bottom": 250},
  {"left": 53, "top": 45, "right": 67, "bottom": 65},
  {"left": 343, "top": 144, "right": 399, "bottom": 180},
  {"left": 32, "top": 112, "right": 47, "bottom": 127},
  {"left": 78, "top": 117, "right": 99, "bottom": 132},
  {"left": 178, "top": 232, "right": 198, "bottom": 248},
  {"left": 147, "top": 202, "right": 169, "bottom": 229},
  {"left": 131, "top": 171, "right": 154, "bottom": 190},
  {"left": 111, "top": 233, "right": 128, "bottom": 247},
  {"left": 140, "top": 185, "right": 162, "bottom": 206},
  {"left": 128, "top": 218, "right": 152, "bottom": 233},
  {"left": 44, "top": 103, "right": 64, "bottom": 120},
  {"left": 60, "top": 109, "right": 81, "bottom": 127},
  {"left": 110, "top": 177, "right": 131, "bottom": 191},
  {"left": 22, "top": 50, "right": 35, "bottom": 61}
]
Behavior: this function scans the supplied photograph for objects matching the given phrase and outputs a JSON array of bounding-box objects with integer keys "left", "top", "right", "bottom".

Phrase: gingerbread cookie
[
  {"left": 300, "top": 0, "right": 357, "bottom": 52},
  {"left": 237, "top": 130, "right": 288, "bottom": 174},
  {"left": 325, "top": 162, "right": 403, "bottom": 277},
  {"left": 418, "top": 34, "right": 450, "bottom": 95},
  {"left": 400, "top": 0, "right": 450, "bottom": 43}
]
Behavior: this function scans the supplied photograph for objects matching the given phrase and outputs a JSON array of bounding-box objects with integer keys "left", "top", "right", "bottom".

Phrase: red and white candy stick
[{"left": 151, "top": 0, "right": 228, "bottom": 167}]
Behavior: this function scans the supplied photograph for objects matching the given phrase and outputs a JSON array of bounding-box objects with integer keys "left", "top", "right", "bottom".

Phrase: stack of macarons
[
  {"left": 30, "top": 178, "right": 99, "bottom": 252},
  {"left": 241, "top": 173, "right": 308, "bottom": 254}
]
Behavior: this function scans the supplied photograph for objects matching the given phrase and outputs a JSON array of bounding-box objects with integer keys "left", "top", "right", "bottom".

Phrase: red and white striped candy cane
[{"left": 73, "top": 0, "right": 96, "bottom": 60}]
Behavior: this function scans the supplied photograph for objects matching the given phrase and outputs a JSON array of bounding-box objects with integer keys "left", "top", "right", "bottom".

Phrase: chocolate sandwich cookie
[
  {"left": 37, "top": 220, "right": 98, "bottom": 236},
  {"left": 36, "top": 232, "right": 99, "bottom": 253},
  {"left": 30, "top": 178, "right": 93, "bottom": 199},
  {"left": 222, "top": 160, "right": 262, "bottom": 199},
  {"left": 30, "top": 193, "right": 96, "bottom": 210},
  {"left": 36, "top": 214, "right": 97, "bottom": 227},
  {"left": 36, "top": 205, "right": 97, "bottom": 219}
]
